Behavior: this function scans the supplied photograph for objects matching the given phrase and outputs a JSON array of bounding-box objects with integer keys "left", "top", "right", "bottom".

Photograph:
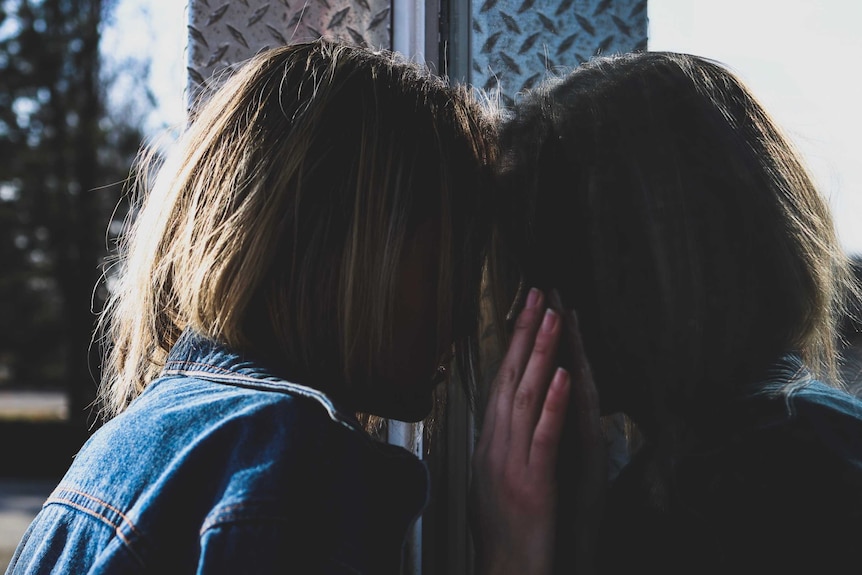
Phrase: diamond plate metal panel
[
  {"left": 187, "top": 0, "right": 393, "bottom": 103},
  {"left": 471, "top": 0, "right": 647, "bottom": 104}
]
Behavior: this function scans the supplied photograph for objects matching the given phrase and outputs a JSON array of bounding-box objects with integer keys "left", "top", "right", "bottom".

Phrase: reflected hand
[{"left": 548, "top": 290, "right": 605, "bottom": 575}]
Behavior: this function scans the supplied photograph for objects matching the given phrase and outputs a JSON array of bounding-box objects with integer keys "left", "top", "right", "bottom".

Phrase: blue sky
[{"left": 105, "top": 0, "right": 862, "bottom": 256}]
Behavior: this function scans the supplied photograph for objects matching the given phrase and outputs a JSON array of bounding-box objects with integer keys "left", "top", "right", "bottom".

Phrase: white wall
[{"left": 649, "top": 0, "right": 862, "bottom": 256}]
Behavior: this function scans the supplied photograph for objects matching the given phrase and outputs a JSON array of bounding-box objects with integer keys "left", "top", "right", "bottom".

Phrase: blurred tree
[{"left": 0, "top": 0, "right": 149, "bottom": 430}]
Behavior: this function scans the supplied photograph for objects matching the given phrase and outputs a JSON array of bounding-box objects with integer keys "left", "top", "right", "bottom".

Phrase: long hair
[
  {"left": 98, "top": 39, "right": 496, "bottom": 419},
  {"left": 492, "top": 51, "right": 857, "bottom": 442}
]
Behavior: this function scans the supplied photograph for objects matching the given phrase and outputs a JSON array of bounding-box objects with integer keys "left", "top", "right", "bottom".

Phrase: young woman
[
  {"left": 6, "top": 39, "right": 573, "bottom": 574},
  {"left": 486, "top": 51, "right": 862, "bottom": 574}
]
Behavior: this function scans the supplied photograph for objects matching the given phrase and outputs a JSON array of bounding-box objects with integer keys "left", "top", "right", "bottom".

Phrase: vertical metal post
[
  {"left": 393, "top": 0, "right": 426, "bottom": 61},
  {"left": 388, "top": 419, "right": 424, "bottom": 573}
]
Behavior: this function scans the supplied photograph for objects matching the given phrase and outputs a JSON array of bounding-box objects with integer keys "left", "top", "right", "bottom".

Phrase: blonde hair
[{"left": 99, "top": 39, "right": 495, "bottom": 418}]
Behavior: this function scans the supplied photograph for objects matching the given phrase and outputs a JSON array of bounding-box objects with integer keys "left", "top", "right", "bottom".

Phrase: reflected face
[{"left": 363, "top": 220, "right": 451, "bottom": 422}]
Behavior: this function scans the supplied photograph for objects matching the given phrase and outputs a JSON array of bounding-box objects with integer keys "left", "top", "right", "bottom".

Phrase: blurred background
[
  {"left": 0, "top": 0, "right": 185, "bottom": 476},
  {"left": 0, "top": 0, "right": 185, "bottom": 567},
  {"left": 0, "top": 0, "right": 859, "bottom": 570},
  {"left": 0, "top": 0, "right": 185, "bottom": 423}
]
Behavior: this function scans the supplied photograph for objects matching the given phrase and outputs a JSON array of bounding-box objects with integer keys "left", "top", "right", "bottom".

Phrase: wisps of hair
[
  {"left": 97, "top": 39, "right": 496, "bottom": 420},
  {"left": 491, "top": 51, "right": 858, "bottom": 436}
]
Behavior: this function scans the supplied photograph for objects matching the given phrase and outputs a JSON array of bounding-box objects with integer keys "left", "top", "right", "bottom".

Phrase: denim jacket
[{"left": 7, "top": 330, "right": 429, "bottom": 574}]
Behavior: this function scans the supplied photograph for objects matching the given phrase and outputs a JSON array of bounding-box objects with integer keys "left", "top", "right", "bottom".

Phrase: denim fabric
[
  {"left": 599, "top": 354, "right": 862, "bottom": 575},
  {"left": 7, "top": 330, "right": 429, "bottom": 574}
]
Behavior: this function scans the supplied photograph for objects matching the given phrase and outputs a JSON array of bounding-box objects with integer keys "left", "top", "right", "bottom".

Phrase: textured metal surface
[
  {"left": 470, "top": 0, "right": 648, "bottom": 103},
  {"left": 186, "top": 0, "right": 393, "bottom": 102}
]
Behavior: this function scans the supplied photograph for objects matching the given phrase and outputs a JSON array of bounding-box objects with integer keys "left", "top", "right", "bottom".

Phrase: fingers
[
  {"left": 560, "top": 309, "right": 607, "bottom": 575},
  {"left": 548, "top": 289, "right": 601, "bottom": 444},
  {"left": 563, "top": 307, "right": 592, "bottom": 386},
  {"left": 561, "top": 307, "right": 602, "bottom": 448},
  {"left": 470, "top": 288, "right": 594, "bottom": 575},
  {"left": 480, "top": 287, "right": 546, "bottom": 446},
  {"left": 528, "top": 367, "right": 571, "bottom": 472},
  {"left": 509, "top": 308, "right": 564, "bottom": 462},
  {"left": 471, "top": 289, "right": 605, "bottom": 575}
]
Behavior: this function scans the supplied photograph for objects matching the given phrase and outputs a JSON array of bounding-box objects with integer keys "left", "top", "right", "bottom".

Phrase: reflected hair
[
  {"left": 98, "top": 39, "right": 495, "bottom": 418},
  {"left": 492, "top": 51, "right": 857, "bottom": 436}
]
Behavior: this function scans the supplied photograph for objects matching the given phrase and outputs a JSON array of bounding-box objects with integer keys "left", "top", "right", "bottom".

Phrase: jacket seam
[
  {"left": 51, "top": 485, "right": 144, "bottom": 539},
  {"left": 45, "top": 497, "right": 145, "bottom": 566}
]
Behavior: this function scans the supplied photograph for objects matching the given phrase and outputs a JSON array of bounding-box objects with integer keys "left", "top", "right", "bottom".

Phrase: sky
[
  {"left": 103, "top": 0, "right": 862, "bottom": 256},
  {"left": 101, "top": 0, "right": 188, "bottom": 137}
]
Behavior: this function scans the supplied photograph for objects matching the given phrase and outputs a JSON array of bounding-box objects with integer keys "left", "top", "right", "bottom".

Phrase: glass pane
[{"left": 467, "top": 0, "right": 648, "bottom": 103}]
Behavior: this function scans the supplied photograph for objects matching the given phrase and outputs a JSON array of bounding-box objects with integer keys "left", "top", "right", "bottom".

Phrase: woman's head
[
  {"left": 101, "top": 39, "right": 496, "bottom": 422},
  {"left": 493, "top": 51, "right": 855, "bottom": 434}
]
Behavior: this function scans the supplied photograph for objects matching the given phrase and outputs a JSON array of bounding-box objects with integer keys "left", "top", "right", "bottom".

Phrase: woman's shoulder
[
  {"left": 599, "top": 355, "right": 862, "bottom": 573},
  {"left": 37, "top": 369, "right": 428, "bottom": 573},
  {"left": 781, "top": 377, "right": 862, "bottom": 424},
  {"left": 738, "top": 357, "right": 862, "bottom": 463},
  {"left": 116, "top": 370, "right": 422, "bottom": 479}
]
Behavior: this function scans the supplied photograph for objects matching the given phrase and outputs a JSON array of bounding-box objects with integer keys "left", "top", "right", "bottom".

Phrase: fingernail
[
  {"left": 526, "top": 288, "right": 540, "bottom": 309},
  {"left": 541, "top": 308, "right": 558, "bottom": 332},
  {"left": 551, "top": 368, "right": 570, "bottom": 393},
  {"left": 553, "top": 367, "right": 569, "bottom": 385}
]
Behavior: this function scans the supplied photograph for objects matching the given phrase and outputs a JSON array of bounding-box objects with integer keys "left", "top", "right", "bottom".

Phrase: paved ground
[
  {"left": 0, "top": 391, "right": 68, "bottom": 421},
  {"left": 0, "top": 479, "right": 56, "bottom": 571},
  {"left": 0, "top": 390, "right": 69, "bottom": 569}
]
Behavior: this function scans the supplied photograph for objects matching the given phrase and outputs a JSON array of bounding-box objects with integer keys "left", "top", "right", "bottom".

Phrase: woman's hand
[{"left": 469, "top": 288, "right": 571, "bottom": 575}]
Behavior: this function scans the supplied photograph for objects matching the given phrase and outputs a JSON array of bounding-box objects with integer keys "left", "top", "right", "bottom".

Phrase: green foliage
[{"left": 0, "top": 0, "right": 149, "bottom": 414}]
